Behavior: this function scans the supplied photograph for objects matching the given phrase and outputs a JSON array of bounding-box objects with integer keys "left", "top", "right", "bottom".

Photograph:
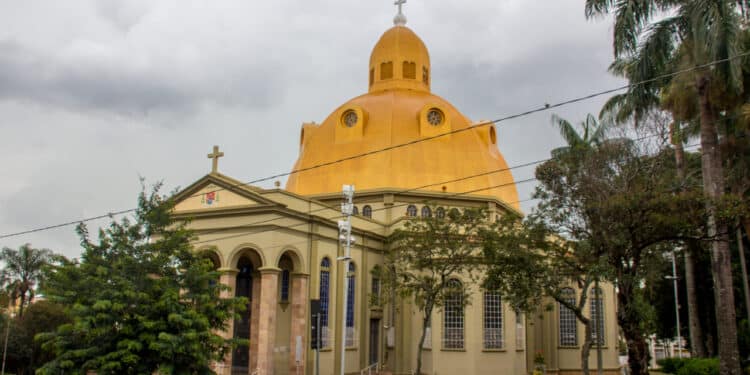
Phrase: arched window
[
  {"left": 381, "top": 62, "right": 393, "bottom": 80},
  {"left": 406, "top": 205, "right": 417, "bottom": 217},
  {"left": 346, "top": 262, "right": 356, "bottom": 347},
  {"left": 559, "top": 288, "right": 577, "bottom": 347},
  {"left": 352, "top": 206, "right": 359, "bottom": 216},
  {"left": 369, "top": 68, "right": 374, "bottom": 87},
  {"left": 280, "top": 269, "right": 290, "bottom": 302},
  {"left": 449, "top": 208, "right": 460, "bottom": 218},
  {"left": 436, "top": 207, "right": 445, "bottom": 219},
  {"left": 422, "top": 66, "right": 429, "bottom": 85},
  {"left": 421, "top": 206, "right": 432, "bottom": 218},
  {"left": 319, "top": 258, "right": 331, "bottom": 347},
  {"left": 362, "top": 205, "right": 372, "bottom": 218},
  {"left": 443, "top": 279, "right": 464, "bottom": 349},
  {"left": 483, "top": 291, "right": 503, "bottom": 349},
  {"left": 403, "top": 61, "right": 416, "bottom": 79},
  {"left": 590, "top": 287, "right": 605, "bottom": 346}
]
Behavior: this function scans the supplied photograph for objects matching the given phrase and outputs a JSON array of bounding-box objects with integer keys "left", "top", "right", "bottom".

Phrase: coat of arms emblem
[{"left": 201, "top": 190, "right": 219, "bottom": 206}]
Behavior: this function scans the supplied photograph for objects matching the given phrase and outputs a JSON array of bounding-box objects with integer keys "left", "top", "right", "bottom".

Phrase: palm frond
[{"left": 551, "top": 114, "right": 584, "bottom": 148}]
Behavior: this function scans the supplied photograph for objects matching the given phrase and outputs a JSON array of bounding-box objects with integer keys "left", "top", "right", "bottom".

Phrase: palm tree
[
  {"left": 550, "top": 113, "right": 609, "bottom": 156},
  {"left": 0, "top": 244, "right": 52, "bottom": 318},
  {"left": 550, "top": 113, "right": 610, "bottom": 375},
  {"left": 585, "top": 1, "right": 744, "bottom": 374}
]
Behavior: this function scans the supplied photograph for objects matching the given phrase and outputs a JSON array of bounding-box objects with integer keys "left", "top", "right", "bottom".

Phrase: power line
[
  {"left": 191, "top": 178, "right": 539, "bottom": 246},
  {"left": 1, "top": 48, "right": 742, "bottom": 240},
  {"left": 192, "top": 141, "right": 704, "bottom": 247}
]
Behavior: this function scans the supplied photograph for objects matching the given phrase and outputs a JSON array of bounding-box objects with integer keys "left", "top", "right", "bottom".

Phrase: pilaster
[
  {"left": 256, "top": 267, "right": 281, "bottom": 375},
  {"left": 217, "top": 268, "right": 238, "bottom": 375},
  {"left": 290, "top": 273, "right": 310, "bottom": 374}
]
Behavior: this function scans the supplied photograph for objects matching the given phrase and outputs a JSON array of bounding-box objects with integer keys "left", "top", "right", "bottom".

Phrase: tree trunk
[
  {"left": 697, "top": 74, "right": 741, "bottom": 375},
  {"left": 684, "top": 248, "right": 708, "bottom": 357},
  {"left": 17, "top": 293, "right": 25, "bottom": 318},
  {"left": 617, "top": 279, "right": 649, "bottom": 375},
  {"left": 671, "top": 122, "right": 707, "bottom": 357},
  {"left": 416, "top": 311, "right": 431, "bottom": 375},
  {"left": 737, "top": 222, "right": 750, "bottom": 330},
  {"left": 581, "top": 319, "right": 592, "bottom": 375}
]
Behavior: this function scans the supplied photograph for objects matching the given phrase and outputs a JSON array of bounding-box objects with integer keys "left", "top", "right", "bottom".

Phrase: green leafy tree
[
  {"left": 375, "top": 207, "right": 489, "bottom": 375},
  {"left": 0, "top": 300, "right": 70, "bottom": 374},
  {"left": 515, "top": 135, "right": 707, "bottom": 375},
  {"left": 585, "top": 2, "right": 746, "bottom": 372},
  {"left": 0, "top": 243, "right": 54, "bottom": 318},
  {"left": 483, "top": 113, "right": 610, "bottom": 375},
  {"left": 482, "top": 215, "right": 606, "bottom": 375},
  {"left": 37, "top": 184, "right": 247, "bottom": 375}
]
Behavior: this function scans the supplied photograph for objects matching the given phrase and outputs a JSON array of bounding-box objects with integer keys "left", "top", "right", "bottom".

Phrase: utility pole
[
  {"left": 665, "top": 250, "right": 683, "bottom": 358},
  {"left": 338, "top": 185, "right": 355, "bottom": 375}
]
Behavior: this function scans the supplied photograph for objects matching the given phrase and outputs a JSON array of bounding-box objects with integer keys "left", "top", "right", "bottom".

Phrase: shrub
[
  {"left": 658, "top": 358, "right": 690, "bottom": 374},
  {"left": 675, "top": 358, "right": 719, "bottom": 375}
]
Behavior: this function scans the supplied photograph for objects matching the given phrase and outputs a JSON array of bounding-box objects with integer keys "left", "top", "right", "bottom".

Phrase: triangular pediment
[{"left": 172, "top": 173, "right": 277, "bottom": 213}]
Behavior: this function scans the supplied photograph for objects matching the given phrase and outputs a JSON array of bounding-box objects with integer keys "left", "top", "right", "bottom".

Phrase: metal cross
[
  {"left": 207, "top": 145, "right": 224, "bottom": 173},
  {"left": 394, "top": 0, "right": 406, "bottom": 15}
]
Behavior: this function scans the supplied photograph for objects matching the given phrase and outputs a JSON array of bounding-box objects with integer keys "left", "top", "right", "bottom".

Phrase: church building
[{"left": 169, "top": 5, "right": 620, "bottom": 375}]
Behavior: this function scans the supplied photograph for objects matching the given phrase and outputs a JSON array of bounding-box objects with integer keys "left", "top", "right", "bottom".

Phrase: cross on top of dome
[{"left": 394, "top": 0, "right": 407, "bottom": 26}]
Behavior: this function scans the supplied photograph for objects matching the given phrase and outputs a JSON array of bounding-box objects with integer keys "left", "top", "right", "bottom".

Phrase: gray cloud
[
  {"left": 0, "top": 39, "right": 284, "bottom": 117},
  {"left": 0, "top": 0, "right": 625, "bottom": 256}
]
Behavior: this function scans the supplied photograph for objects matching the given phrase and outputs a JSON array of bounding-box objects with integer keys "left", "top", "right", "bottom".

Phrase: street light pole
[
  {"left": 338, "top": 185, "right": 355, "bottom": 375},
  {"left": 666, "top": 250, "right": 683, "bottom": 358}
]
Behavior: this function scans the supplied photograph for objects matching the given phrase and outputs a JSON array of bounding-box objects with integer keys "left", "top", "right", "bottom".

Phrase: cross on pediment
[{"left": 207, "top": 145, "right": 224, "bottom": 173}]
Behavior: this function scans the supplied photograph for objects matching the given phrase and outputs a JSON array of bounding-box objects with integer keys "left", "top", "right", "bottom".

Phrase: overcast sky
[{"left": 0, "top": 0, "right": 623, "bottom": 259}]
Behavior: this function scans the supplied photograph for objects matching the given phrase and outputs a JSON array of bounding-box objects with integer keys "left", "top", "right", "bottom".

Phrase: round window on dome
[
  {"left": 342, "top": 110, "right": 359, "bottom": 127},
  {"left": 427, "top": 108, "right": 444, "bottom": 126}
]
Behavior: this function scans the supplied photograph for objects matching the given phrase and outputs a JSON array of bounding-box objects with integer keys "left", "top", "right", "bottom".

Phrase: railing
[{"left": 360, "top": 362, "right": 379, "bottom": 375}]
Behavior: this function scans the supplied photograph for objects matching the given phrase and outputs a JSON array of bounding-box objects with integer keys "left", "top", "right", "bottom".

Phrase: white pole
[
  {"left": 338, "top": 185, "right": 355, "bottom": 375},
  {"left": 670, "top": 251, "right": 683, "bottom": 358},
  {"left": 1, "top": 298, "right": 12, "bottom": 375}
]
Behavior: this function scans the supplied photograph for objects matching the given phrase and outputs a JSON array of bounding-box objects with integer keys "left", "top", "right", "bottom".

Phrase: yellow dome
[{"left": 285, "top": 26, "right": 519, "bottom": 209}]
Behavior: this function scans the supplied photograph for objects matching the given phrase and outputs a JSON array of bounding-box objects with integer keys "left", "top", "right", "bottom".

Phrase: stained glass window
[
  {"left": 319, "top": 258, "right": 331, "bottom": 348},
  {"left": 280, "top": 269, "right": 290, "bottom": 302},
  {"left": 346, "top": 262, "right": 356, "bottom": 347}
]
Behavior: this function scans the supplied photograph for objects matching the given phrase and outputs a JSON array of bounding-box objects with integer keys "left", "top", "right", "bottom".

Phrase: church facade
[{"left": 170, "top": 12, "right": 621, "bottom": 375}]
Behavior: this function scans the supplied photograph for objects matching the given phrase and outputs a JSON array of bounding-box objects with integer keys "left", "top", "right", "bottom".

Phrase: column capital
[
  {"left": 291, "top": 272, "right": 310, "bottom": 278},
  {"left": 257, "top": 266, "right": 282, "bottom": 274},
  {"left": 217, "top": 267, "right": 239, "bottom": 275}
]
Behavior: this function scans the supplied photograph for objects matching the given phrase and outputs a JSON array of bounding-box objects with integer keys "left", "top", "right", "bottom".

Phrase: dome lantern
[{"left": 368, "top": 25, "right": 430, "bottom": 93}]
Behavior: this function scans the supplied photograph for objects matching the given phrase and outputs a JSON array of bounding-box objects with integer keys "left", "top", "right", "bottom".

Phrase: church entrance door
[{"left": 232, "top": 260, "right": 253, "bottom": 374}]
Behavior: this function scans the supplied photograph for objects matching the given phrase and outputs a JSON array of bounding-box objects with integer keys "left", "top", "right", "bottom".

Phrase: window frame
[
  {"left": 558, "top": 288, "right": 578, "bottom": 347},
  {"left": 442, "top": 279, "right": 465, "bottom": 350},
  {"left": 483, "top": 291, "right": 504, "bottom": 350}
]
